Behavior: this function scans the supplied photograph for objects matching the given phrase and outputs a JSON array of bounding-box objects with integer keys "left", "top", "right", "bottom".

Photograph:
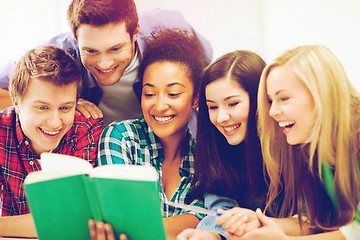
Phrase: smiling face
[
  {"left": 205, "top": 78, "right": 250, "bottom": 145},
  {"left": 266, "top": 64, "right": 316, "bottom": 145},
  {"left": 141, "top": 61, "right": 196, "bottom": 140},
  {"left": 77, "top": 22, "right": 139, "bottom": 86},
  {"left": 14, "top": 77, "right": 77, "bottom": 156}
]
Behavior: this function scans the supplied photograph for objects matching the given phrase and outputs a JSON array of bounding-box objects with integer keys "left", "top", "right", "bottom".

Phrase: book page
[
  {"left": 40, "top": 152, "right": 93, "bottom": 172},
  {"left": 89, "top": 164, "right": 158, "bottom": 181},
  {"left": 24, "top": 153, "right": 94, "bottom": 184}
]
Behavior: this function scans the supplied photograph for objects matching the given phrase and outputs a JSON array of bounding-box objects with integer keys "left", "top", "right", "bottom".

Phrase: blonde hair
[{"left": 258, "top": 45, "right": 360, "bottom": 230}]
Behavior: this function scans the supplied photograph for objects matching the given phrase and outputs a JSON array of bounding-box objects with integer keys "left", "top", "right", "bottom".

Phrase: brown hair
[
  {"left": 67, "top": 0, "right": 138, "bottom": 40},
  {"left": 138, "top": 28, "right": 205, "bottom": 98},
  {"left": 9, "top": 45, "right": 81, "bottom": 102}
]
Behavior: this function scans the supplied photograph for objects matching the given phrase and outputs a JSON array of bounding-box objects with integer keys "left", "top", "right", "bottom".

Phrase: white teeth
[
  {"left": 154, "top": 116, "right": 173, "bottom": 122},
  {"left": 224, "top": 124, "right": 240, "bottom": 132},
  {"left": 41, "top": 129, "right": 60, "bottom": 136},
  {"left": 100, "top": 68, "right": 114, "bottom": 73},
  {"left": 279, "top": 121, "right": 295, "bottom": 128}
]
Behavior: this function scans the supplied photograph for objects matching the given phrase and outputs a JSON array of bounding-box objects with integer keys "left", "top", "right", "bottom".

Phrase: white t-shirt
[
  {"left": 340, "top": 220, "right": 360, "bottom": 240},
  {"left": 98, "top": 48, "right": 142, "bottom": 125}
]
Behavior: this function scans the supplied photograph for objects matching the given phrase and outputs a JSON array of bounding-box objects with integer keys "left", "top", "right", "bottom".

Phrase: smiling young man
[
  {"left": 0, "top": 45, "right": 103, "bottom": 237},
  {"left": 0, "top": 0, "right": 213, "bottom": 127}
]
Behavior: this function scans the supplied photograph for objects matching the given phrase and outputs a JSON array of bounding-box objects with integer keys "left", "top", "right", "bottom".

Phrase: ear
[
  {"left": 131, "top": 23, "right": 140, "bottom": 42},
  {"left": 12, "top": 97, "right": 20, "bottom": 113},
  {"left": 192, "top": 94, "right": 199, "bottom": 110}
]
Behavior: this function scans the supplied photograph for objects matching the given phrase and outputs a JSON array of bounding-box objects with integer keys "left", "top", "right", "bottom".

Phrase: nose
[
  {"left": 216, "top": 107, "right": 230, "bottom": 123},
  {"left": 269, "top": 101, "right": 281, "bottom": 118},
  {"left": 47, "top": 110, "right": 62, "bottom": 128},
  {"left": 154, "top": 95, "right": 169, "bottom": 112},
  {"left": 97, "top": 54, "right": 114, "bottom": 69}
]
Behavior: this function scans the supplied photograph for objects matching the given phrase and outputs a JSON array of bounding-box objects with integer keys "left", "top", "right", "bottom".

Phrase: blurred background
[{"left": 0, "top": 0, "right": 359, "bottom": 90}]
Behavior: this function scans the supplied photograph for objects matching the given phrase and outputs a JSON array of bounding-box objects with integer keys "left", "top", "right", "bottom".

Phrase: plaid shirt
[
  {"left": 98, "top": 116, "right": 204, "bottom": 219},
  {"left": 0, "top": 107, "right": 104, "bottom": 216}
]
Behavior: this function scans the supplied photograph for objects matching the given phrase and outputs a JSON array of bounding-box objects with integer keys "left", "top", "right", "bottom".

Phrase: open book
[{"left": 24, "top": 153, "right": 166, "bottom": 240}]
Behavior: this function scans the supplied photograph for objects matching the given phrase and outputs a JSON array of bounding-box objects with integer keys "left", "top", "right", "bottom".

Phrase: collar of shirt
[{"left": 138, "top": 116, "right": 195, "bottom": 177}]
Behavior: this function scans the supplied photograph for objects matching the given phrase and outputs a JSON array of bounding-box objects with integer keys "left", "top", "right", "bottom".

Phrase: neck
[{"left": 160, "top": 131, "right": 187, "bottom": 163}]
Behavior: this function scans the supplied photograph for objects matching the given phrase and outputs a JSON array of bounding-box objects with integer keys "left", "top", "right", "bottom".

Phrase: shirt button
[
  {"left": 29, "top": 161, "right": 34, "bottom": 166},
  {"left": 24, "top": 140, "right": 29, "bottom": 145}
]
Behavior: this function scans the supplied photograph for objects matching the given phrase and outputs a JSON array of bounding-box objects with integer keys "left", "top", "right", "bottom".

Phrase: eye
[
  {"left": 38, "top": 106, "right": 48, "bottom": 110},
  {"left": 143, "top": 93, "right": 155, "bottom": 97},
  {"left": 110, "top": 47, "right": 121, "bottom": 52},
  {"left": 85, "top": 49, "right": 97, "bottom": 54},
  {"left": 168, "top": 93, "right": 181, "bottom": 97},
  {"left": 229, "top": 102, "right": 239, "bottom": 107},
  {"left": 60, "top": 106, "right": 72, "bottom": 111},
  {"left": 280, "top": 96, "right": 289, "bottom": 101},
  {"left": 207, "top": 105, "right": 218, "bottom": 110}
]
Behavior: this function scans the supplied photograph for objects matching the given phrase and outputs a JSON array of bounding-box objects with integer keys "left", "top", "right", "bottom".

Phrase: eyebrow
[
  {"left": 274, "top": 89, "right": 288, "bottom": 95},
  {"left": 81, "top": 43, "right": 126, "bottom": 51},
  {"left": 33, "top": 100, "right": 76, "bottom": 105},
  {"left": 142, "top": 82, "right": 186, "bottom": 88},
  {"left": 206, "top": 95, "right": 242, "bottom": 103}
]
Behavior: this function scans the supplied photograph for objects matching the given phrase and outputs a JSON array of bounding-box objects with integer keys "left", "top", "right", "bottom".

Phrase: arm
[
  {"left": 164, "top": 214, "right": 200, "bottom": 240},
  {"left": 194, "top": 194, "right": 239, "bottom": 238},
  {"left": 97, "top": 122, "right": 135, "bottom": 166},
  {"left": 225, "top": 209, "right": 345, "bottom": 240},
  {"left": 177, "top": 229, "right": 221, "bottom": 240},
  {"left": 0, "top": 213, "right": 37, "bottom": 237}
]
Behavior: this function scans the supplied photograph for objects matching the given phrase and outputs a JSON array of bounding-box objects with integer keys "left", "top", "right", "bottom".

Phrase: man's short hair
[
  {"left": 67, "top": 0, "right": 139, "bottom": 40},
  {"left": 9, "top": 45, "right": 82, "bottom": 102}
]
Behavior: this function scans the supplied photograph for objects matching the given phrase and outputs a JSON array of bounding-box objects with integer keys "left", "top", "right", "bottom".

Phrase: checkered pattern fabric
[{"left": 98, "top": 116, "right": 204, "bottom": 219}]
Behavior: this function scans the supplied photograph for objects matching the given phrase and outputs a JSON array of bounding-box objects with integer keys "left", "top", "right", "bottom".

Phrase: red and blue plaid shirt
[{"left": 0, "top": 107, "right": 104, "bottom": 216}]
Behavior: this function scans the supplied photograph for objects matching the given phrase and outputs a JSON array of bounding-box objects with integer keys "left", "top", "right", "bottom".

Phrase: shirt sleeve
[
  {"left": 0, "top": 173, "right": 3, "bottom": 216},
  {"left": 72, "top": 117, "right": 104, "bottom": 166},
  {"left": 97, "top": 122, "right": 136, "bottom": 166},
  {"left": 196, "top": 194, "right": 239, "bottom": 238}
]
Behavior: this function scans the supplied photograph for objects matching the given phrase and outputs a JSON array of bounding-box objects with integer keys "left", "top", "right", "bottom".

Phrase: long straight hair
[
  {"left": 258, "top": 45, "right": 360, "bottom": 230},
  {"left": 191, "top": 50, "right": 268, "bottom": 205}
]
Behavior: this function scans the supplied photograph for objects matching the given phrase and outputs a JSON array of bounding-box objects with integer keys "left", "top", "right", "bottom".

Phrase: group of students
[{"left": 0, "top": 0, "right": 359, "bottom": 240}]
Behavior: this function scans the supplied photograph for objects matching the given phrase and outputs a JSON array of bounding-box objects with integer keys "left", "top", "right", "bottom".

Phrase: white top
[
  {"left": 340, "top": 220, "right": 360, "bottom": 240},
  {"left": 98, "top": 47, "right": 142, "bottom": 125}
]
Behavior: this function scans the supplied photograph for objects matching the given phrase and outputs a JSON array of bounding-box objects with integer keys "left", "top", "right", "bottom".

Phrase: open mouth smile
[
  {"left": 222, "top": 124, "right": 240, "bottom": 133},
  {"left": 39, "top": 127, "right": 61, "bottom": 136},
  {"left": 278, "top": 120, "right": 295, "bottom": 134},
  {"left": 96, "top": 65, "right": 118, "bottom": 74},
  {"left": 153, "top": 115, "right": 174, "bottom": 122}
]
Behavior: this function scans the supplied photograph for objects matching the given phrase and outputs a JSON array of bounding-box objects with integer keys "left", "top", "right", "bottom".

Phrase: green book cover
[
  {"left": 24, "top": 174, "right": 92, "bottom": 240},
  {"left": 24, "top": 153, "right": 166, "bottom": 240}
]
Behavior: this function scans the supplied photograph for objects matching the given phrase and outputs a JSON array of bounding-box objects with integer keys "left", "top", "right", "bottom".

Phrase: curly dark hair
[{"left": 138, "top": 28, "right": 206, "bottom": 98}]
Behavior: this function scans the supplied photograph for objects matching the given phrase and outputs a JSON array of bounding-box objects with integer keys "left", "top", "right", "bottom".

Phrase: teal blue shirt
[{"left": 98, "top": 116, "right": 204, "bottom": 219}]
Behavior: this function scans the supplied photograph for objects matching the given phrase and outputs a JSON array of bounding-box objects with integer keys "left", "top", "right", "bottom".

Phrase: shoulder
[
  {"left": 138, "top": 8, "right": 193, "bottom": 37},
  {"left": 101, "top": 118, "right": 146, "bottom": 141},
  {"left": 0, "top": 107, "right": 16, "bottom": 127},
  {"left": 69, "top": 114, "right": 104, "bottom": 136},
  {"left": 138, "top": 8, "right": 186, "bottom": 23},
  {"left": 44, "top": 32, "right": 79, "bottom": 56},
  {"left": 137, "top": 8, "right": 213, "bottom": 64}
]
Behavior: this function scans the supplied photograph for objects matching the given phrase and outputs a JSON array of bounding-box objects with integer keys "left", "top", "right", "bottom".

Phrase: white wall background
[{"left": 0, "top": 0, "right": 359, "bottom": 90}]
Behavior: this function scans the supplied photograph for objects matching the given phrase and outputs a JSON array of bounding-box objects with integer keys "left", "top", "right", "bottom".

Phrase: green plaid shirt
[{"left": 98, "top": 116, "right": 204, "bottom": 219}]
